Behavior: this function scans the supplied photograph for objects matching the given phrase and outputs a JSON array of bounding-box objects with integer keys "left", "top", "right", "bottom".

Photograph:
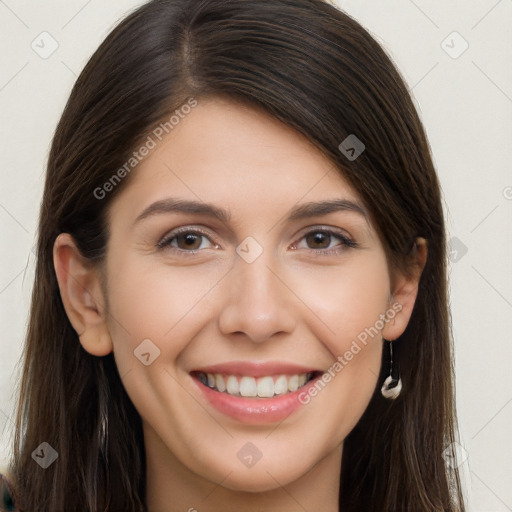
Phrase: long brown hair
[{"left": 7, "top": 0, "right": 466, "bottom": 510}]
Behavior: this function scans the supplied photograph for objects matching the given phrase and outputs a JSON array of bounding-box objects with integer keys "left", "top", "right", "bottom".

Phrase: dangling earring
[{"left": 381, "top": 338, "right": 402, "bottom": 399}]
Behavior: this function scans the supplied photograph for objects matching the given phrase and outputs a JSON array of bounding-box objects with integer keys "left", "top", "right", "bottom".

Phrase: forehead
[{"left": 106, "top": 96, "right": 373, "bottom": 237}]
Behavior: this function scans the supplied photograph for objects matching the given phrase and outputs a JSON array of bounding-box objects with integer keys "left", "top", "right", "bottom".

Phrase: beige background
[{"left": 1, "top": 1, "right": 511, "bottom": 510}]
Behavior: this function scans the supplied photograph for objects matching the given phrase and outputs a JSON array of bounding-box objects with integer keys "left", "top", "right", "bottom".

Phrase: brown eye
[
  {"left": 175, "top": 233, "right": 203, "bottom": 250},
  {"left": 157, "top": 229, "right": 216, "bottom": 253},
  {"left": 294, "top": 229, "right": 357, "bottom": 256},
  {"left": 305, "top": 231, "right": 331, "bottom": 249}
]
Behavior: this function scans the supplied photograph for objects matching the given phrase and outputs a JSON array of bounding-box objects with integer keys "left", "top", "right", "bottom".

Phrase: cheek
[
  {"left": 102, "top": 252, "right": 221, "bottom": 426},
  {"left": 291, "top": 252, "right": 391, "bottom": 354},
  {"left": 289, "top": 252, "right": 390, "bottom": 418},
  {"left": 104, "top": 252, "right": 227, "bottom": 365}
]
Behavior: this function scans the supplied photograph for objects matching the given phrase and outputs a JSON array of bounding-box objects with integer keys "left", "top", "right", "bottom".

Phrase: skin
[{"left": 53, "top": 97, "right": 427, "bottom": 512}]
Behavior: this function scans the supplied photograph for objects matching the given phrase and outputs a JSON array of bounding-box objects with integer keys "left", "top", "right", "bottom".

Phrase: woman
[{"left": 1, "top": 0, "right": 467, "bottom": 510}]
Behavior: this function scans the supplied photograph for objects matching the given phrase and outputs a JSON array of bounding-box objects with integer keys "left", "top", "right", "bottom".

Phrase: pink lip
[
  {"left": 191, "top": 361, "right": 320, "bottom": 378},
  {"left": 190, "top": 369, "right": 323, "bottom": 425}
]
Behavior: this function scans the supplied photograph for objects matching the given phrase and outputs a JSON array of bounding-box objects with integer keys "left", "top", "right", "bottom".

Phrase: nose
[{"left": 217, "top": 247, "right": 297, "bottom": 343}]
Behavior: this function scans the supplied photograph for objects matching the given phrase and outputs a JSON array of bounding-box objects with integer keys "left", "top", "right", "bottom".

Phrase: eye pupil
[
  {"left": 179, "top": 233, "right": 201, "bottom": 249},
  {"left": 307, "top": 232, "right": 329, "bottom": 249}
]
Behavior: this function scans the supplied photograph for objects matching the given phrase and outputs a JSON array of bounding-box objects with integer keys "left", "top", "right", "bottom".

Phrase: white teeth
[
  {"left": 239, "top": 376, "right": 258, "bottom": 397},
  {"left": 200, "top": 372, "right": 313, "bottom": 397},
  {"left": 288, "top": 375, "right": 299, "bottom": 392},
  {"left": 226, "top": 375, "right": 239, "bottom": 395},
  {"left": 215, "top": 374, "right": 226, "bottom": 392},
  {"left": 257, "top": 376, "right": 274, "bottom": 398},
  {"left": 274, "top": 375, "right": 288, "bottom": 395}
]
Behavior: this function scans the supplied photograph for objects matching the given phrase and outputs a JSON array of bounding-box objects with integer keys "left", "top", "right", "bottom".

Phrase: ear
[
  {"left": 53, "top": 233, "right": 113, "bottom": 356},
  {"left": 382, "top": 237, "right": 428, "bottom": 341}
]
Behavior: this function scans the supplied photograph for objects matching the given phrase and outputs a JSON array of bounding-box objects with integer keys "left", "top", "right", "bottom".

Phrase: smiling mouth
[{"left": 192, "top": 371, "right": 321, "bottom": 398}]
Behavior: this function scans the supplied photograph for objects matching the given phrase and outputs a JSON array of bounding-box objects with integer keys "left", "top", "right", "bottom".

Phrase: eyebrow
[{"left": 133, "top": 197, "right": 369, "bottom": 226}]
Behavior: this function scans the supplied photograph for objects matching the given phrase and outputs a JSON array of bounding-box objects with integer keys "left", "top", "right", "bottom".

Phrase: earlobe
[
  {"left": 53, "top": 233, "right": 113, "bottom": 357},
  {"left": 382, "top": 237, "right": 428, "bottom": 341}
]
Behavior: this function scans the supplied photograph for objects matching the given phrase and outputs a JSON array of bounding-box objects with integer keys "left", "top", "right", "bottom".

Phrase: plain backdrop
[{"left": 1, "top": 1, "right": 511, "bottom": 510}]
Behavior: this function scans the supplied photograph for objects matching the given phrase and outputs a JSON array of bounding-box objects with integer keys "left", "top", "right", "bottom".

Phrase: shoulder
[{"left": 0, "top": 472, "right": 18, "bottom": 512}]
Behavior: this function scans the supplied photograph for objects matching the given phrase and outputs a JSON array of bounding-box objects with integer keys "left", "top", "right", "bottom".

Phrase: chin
[{"left": 205, "top": 461, "right": 309, "bottom": 493}]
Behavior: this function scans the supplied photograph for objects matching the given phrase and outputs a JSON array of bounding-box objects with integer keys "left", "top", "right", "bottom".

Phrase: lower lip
[{"left": 192, "top": 374, "right": 321, "bottom": 424}]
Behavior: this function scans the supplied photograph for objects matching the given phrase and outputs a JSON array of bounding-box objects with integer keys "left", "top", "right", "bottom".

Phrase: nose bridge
[
  {"left": 217, "top": 239, "right": 296, "bottom": 342},
  {"left": 238, "top": 250, "right": 277, "bottom": 303}
]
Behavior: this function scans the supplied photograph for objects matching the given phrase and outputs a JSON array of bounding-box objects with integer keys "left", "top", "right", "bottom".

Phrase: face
[{"left": 58, "top": 96, "right": 418, "bottom": 495}]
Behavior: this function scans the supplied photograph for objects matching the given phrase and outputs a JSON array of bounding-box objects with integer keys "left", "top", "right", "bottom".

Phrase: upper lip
[{"left": 190, "top": 361, "right": 322, "bottom": 378}]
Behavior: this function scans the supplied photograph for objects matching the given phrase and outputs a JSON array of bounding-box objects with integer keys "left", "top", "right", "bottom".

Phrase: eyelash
[{"left": 156, "top": 227, "right": 357, "bottom": 257}]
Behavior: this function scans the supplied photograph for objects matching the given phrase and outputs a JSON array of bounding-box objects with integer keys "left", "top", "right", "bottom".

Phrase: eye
[
  {"left": 157, "top": 228, "right": 218, "bottom": 254},
  {"left": 292, "top": 228, "right": 357, "bottom": 256},
  {"left": 156, "top": 226, "right": 357, "bottom": 257}
]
